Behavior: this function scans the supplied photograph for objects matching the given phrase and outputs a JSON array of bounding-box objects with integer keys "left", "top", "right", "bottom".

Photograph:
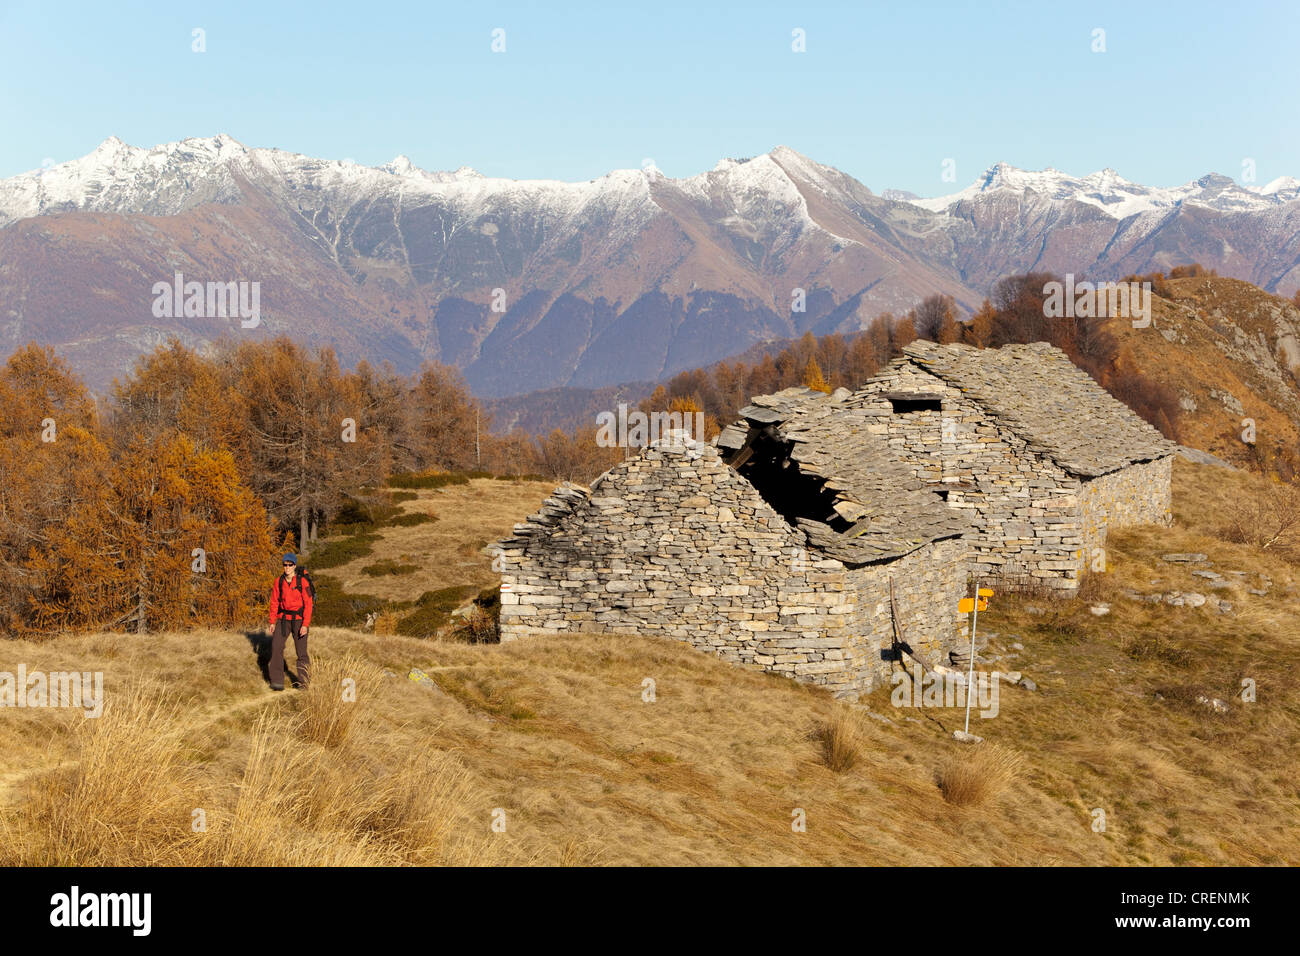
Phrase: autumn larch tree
[
  {"left": 109, "top": 337, "right": 251, "bottom": 462},
  {"left": 801, "top": 357, "right": 832, "bottom": 393},
  {"left": 410, "top": 361, "right": 483, "bottom": 472},
  {"left": 0, "top": 344, "right": 118, "bottom": 635},
  {"left": 964, "top": 299, "right": 997, "bottom": 348},
  {"left": 83, "top": 432, "right": 275, "bottom": 633},
  {"left": 233, "top": 339, "right": 386, "bottom": 554}
]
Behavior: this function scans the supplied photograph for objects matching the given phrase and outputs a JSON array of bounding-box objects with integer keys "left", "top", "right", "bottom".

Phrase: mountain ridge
[{"left": 3, "top": 135, "right": 1298, "bottom": 395}]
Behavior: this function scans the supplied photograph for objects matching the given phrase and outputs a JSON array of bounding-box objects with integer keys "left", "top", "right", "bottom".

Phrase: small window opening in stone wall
[
  {"left": 887, "top": 393, "right": 943, "bottom": 414},
  {"left": 734, "top": 429, "right": 846, "bottom": 530}
]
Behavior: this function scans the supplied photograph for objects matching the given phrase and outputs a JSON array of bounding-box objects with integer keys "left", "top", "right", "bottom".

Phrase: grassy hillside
[
  {"left": 305, "top": 475, "right": 556, "bottom": 637},
  {"left": 1115, "top": 276, "right": 1300, "bottom": 474},
  {"left": 0, "top": 461, "right": 1297, "bottom": 865}
]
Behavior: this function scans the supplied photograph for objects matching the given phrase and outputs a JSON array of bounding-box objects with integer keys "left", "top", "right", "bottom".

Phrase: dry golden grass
[
  {"left": 0, "top": 458, "right": 1297, "bottom": 865},
  {"left": 1111, "top": 276, "right": 1300, "bottom": 474},
  {"left": 937, "top": 744, "right": 1025, "bottom": 806},
  {"left": 295, "top": 654, "right": 383, "bottom": 748},
  {"left": 0, "top": 684, "right": 200, "bottom": 865},
  {"left": 816, "top": 707, "right": 861, "bottom": 773},
  {"left": 191, "top": 710, "right": 497, "bottom": 866},
  {"left": 0, "top": 634, "right": 506, "bottom": 866},
  {"left": 318, "top": 477, "right": 555, "bottom": 605}
]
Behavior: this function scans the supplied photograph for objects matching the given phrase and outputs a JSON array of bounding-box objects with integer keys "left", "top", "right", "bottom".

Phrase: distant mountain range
[{"left": 2, "top": 135, "right": 1298, "bottom": 395}]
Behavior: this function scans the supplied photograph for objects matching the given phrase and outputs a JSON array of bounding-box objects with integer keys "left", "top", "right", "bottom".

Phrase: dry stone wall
[
  {"left": 1079, "top": 457, "right": 1173, "bottom": 559},
  {"left": 849, "top": 536, "right": 969, "bottom": 686},
  {"left": 853, "top": 364, "right": 1085, "bottom": 591},
  {"left": 496, "top": 438, "right": 966, "bottom": 697}
]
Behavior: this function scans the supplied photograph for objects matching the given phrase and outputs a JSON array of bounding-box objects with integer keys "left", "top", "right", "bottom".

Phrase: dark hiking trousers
[{"left": 270, "top": 617, "right": 310, "bottom": 689}]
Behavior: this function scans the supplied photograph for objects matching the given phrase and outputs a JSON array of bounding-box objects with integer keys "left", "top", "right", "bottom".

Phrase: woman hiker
[{"left": 267, "top": 553, "right": 313, "bottom": 690}]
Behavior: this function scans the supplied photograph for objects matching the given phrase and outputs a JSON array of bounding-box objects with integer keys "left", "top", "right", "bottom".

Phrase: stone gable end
[
  {"left": 497, "top": 441, "right": 888, "bottom": 694},
  {"left": 853, "top": 361, "right": 1086, "bottom": 590}
]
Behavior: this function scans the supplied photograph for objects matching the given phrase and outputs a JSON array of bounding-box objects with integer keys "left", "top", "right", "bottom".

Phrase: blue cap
[{"left": 282, "top": 553, "right": 297, "bottom": 564}]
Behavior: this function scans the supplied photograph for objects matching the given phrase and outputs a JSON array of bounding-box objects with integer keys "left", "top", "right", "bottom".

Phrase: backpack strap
[{"left": 276, "top": 573, "right": 303, "bottom": 614}]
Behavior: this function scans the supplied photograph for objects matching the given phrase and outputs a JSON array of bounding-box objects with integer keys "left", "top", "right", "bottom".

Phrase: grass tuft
[
  {"left": 294, "top": 654, "right": 382, "bottom": 748},
  {"left": 937, "top": 743, "right": 1025, "bottom": 807},
  {"left": 816, "top": 707, "right": 862, "bottom": 773}
]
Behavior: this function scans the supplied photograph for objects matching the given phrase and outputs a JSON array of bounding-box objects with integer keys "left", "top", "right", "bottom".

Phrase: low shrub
[
  {"left": 331, "top": 496, "right": 401, "bottom": 535},
  {"left": 447, "top": 587, "right": 501, "bottom": 644},
  {"left": 307, "top": 573, "right": 388, "bottom": 627},
  {"left": 388, "top": 470, "right": 495, "bottom": 489},
  {"left": 305, "top": 533, "right": 381, "bottom": 570},
  {"left": 389, "top": 512, "right": 437, "bottom": 528},
  {"left": 395, "top": 585, "right": 480, "bottom": 638},
  {"left": 361, "top": 560, "right": 420, "bottom": 577}
]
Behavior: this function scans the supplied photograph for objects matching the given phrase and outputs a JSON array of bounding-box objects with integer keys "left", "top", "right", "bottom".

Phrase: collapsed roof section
[
  {"left": 720, "top": 386, "right": 968, "bottom": 565},
  {"left": 895, "top": 341, "right": 1177, "bottom": 478}
]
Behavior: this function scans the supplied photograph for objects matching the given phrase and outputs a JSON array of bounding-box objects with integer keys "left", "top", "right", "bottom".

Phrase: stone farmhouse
[
  {"left": 494, "top": 340, "right": 1175, "bottom": 696},
  {"left": 779, "top": 340, "right": 1175, "bottom": 592},
  {"left": 494, "top": 398, "right": 970, "bottom": 697}
]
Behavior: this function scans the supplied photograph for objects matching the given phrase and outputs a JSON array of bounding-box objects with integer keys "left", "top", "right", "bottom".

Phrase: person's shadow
[{"left": 243, "top": 631, "right": 303, "bottom": 689}]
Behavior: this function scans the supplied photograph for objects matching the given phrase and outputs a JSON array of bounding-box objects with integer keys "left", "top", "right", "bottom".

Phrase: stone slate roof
[
  {"left": 728, "top": 386, "right": 968, "bottom": 564},
  {"left": 897, "top": 340, "right": 1177, "bottom": 478}
]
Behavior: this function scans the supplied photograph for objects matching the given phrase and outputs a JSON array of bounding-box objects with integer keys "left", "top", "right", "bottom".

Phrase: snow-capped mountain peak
[
  {"left": 0, "top": 136, "right": 513, "bottom": 225},
  {"left": 2, "top": 136, "right": 1298, "bottom": 402},
  {"left": 11, "top": 137, "right": 1295, "bottom": 235},
  {"left": 384, "top": 155, "right": 416, "bottom": 175},
  {"left": 1253, "top": 175, "right": 1300, "bottom": 200},
  {"left": 906, "top": 161, "right": 1297, "bottom": 219}
]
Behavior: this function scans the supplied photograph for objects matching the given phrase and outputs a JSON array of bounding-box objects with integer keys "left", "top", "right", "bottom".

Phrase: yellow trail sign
[{"left": 958, "top": 597, "right": 988, "bottom": 613}]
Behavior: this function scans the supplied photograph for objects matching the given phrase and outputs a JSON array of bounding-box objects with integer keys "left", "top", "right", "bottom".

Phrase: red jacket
[{"left": 269, "top": 572, "right": 313, "bottom": 628}]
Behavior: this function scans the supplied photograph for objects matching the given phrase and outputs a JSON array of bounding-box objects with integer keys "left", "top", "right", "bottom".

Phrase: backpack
[{"left": 278, "top": 568, "right": 316, "bottom": 608}]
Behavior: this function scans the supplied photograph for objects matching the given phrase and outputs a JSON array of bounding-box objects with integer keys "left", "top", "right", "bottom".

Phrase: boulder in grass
[{"left": 408, "top": 668, "right": 448, "bottom": 698}]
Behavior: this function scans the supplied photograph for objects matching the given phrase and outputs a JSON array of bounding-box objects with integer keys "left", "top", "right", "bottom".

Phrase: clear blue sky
[{"left": 1, "top": 0, "right": 1295, "bottom": 194}]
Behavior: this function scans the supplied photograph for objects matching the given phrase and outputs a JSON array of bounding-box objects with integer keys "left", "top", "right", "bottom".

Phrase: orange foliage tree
[
  {"left": 0, "top": 346, "right": 117, "bottom": 635},
  {"left": 231, "top": 339, "right": 388, "bottom": 551},
  {"left": 2, "top": 342, "right": 277, "bottom": 636},
  {"left": 409, "top": 361, "right": 484, "bottom": 472},
  {"left": 110, "top": 339, "right": 250, "bottom": 459},
  {"left": 30, "top": 433, "right": 275, "bottom": 633},
  {"left": 801, "top": 357, "right": 832, "bottom": 393}
]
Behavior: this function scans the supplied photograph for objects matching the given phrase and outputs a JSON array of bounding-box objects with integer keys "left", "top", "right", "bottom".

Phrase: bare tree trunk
[{"left": 135, "top": 581, "right": 147, "bottom": 634}]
